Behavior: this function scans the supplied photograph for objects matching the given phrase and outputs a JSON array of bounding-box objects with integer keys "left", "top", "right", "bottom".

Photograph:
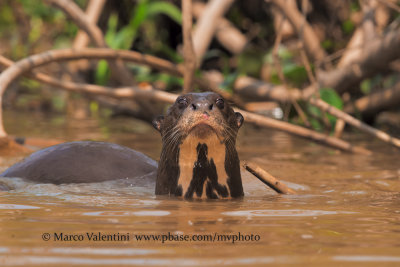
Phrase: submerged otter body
[
  {"left": 1, "top": 141, "right": 158, "bottom": 184},
  {"left": 2, "top": 92, "right": 244, "bottom": 199}
]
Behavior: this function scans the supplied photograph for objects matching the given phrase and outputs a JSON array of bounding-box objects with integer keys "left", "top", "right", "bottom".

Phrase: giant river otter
[{"left": 1, "top": 92, "right": 244, "bottom": 199}]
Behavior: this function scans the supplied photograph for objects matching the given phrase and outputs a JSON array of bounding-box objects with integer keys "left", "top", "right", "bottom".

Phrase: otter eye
[
  {"left": 216, "top": 98, "right": 224, "bottom": 109},
  {"left": 177, "top": 98, "right": 188, "bottom": 109}
]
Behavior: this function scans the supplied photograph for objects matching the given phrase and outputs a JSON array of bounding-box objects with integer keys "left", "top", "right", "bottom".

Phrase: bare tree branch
[
  {"left": 72, "top": 0, "right": 106, "bottom": 49},
  {"left": 192, "top": 2, "right": 247, "bottom": 55},
  {"left": 234, "top": 76, "right": 302, "bottom": 103},
  {"left": 182, "top": 0, "right": 196, "bottom": 94},
  {"left": 0, "top": 53, "right": 370, "bottom": 154},
  {"left": 44, "top": 0, "right": 134, "bottom": 85},
  {"left": 0, "top": 54, "right": 176, "bottom": 103},
  {"left": 345, "top": 81, "right": 400, "bottom": 116},
  {"left": 235, "top": 76, "right": 400, "bottom": 149},
  {"left": 0, "top": 48, "right": 246, "bottom": 136},
  {"left": 318, "top": 27, "right": 400, "bottom": 94},
  {"left": 70, "top": 0, "right": 106, "bottom": 73},
  {"left": 192, "top": 0, "right": 235, "bottom": 67},
  {"left": 339, "top": 0, "right": 379, "bottom": 68}
]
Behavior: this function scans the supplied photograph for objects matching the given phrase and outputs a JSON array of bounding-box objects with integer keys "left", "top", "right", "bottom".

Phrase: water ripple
[
  {"left": 0, "top": 204, "right": 40, "bottom": 210},
  {"left": 222, "top": 209, "right": 356, "bottom": 217},
  {"left": 83, "top": 210, "right": 170, "bottom": 217}
]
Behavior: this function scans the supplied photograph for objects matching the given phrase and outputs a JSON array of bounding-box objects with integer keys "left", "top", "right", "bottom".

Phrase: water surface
[{"left": 1, "top": 111, "right": 399, "bottom": 266}]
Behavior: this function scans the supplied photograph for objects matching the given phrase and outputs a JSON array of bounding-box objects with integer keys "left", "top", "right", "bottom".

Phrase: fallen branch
[
  {"left": 237, "top": 109, "right": 371, "bottom": 155},
  {"left": 192, "top": 0, "right": 235, "bottom": 66},
  {"left": 243, "top": 161, "right": 296, "bottom": 194},
  {"left": 182, "top": 0, "right": 196, "bottom": 94}
]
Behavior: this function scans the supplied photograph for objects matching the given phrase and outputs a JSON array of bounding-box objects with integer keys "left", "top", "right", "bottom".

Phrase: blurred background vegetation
[{"left": 0, "top": 0, "right": 399, "bottom": 137}]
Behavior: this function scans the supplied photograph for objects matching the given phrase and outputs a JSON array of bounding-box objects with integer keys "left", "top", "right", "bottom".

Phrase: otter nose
[{"left": 190, "top": 101, "right": 213, "bottom": 111}]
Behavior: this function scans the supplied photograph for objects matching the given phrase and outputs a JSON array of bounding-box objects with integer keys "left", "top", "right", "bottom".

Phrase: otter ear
[
  {"left": 152, "top": 115, "right": 164, "bottom": 132},
  {"left": 235, "top": 112, "right": 244, "bottom": 128}
]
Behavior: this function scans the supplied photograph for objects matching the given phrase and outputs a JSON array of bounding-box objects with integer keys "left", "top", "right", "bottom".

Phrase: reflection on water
[{"left": 1, "top": 110, "right": 400, "bottom": 266}]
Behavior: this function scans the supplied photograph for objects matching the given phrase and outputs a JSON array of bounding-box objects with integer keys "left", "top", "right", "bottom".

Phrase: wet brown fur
[{"left": 153, "top": 92, "right": 244, "bottom": 199}]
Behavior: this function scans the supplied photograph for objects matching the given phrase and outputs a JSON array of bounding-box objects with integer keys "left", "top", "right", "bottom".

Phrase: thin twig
[
  {"left": 243, "top": 161, "right": 296, "bottom": 194},
  {"left": 272, "top": 14, "right": 311, "bottom": 127},
  {"left": 267, "top": 0, "right": 327, "bottom": 67},
  {"left": 308, "top": 96, "right": 400, "bottom": 149},
  {"left": 298, "top": 45, "right": 332, "bottom": 130}
]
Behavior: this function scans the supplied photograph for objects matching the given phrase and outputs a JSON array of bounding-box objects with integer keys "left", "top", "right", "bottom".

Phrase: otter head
[{"left": 153, "top": 92, "right": 244, "bottom": 199}]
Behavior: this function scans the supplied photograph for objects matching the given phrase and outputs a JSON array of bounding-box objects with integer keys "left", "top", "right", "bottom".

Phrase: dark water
[{"left": 1, "top": 111, "right": 400, "bottom": 266}]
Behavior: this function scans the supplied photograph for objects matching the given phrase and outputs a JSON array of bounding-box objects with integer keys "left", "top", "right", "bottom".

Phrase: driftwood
[{"left": 243, "top": 161, "right": 296, "bottom": 194}]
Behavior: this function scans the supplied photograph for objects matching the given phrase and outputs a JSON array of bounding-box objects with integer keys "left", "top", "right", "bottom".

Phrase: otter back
[{"left": 1, "top": 141, "right": 158, "bottom": 184}]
